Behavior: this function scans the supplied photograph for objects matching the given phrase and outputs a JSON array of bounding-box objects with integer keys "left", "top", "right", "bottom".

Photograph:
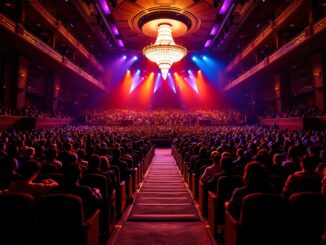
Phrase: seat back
[
  {"left": 37, "top": 194, "right": 88, "bottom": 245},
  {"left": 38, "top": 194, "right": 84, "bottom": 228},
  {"left": 0, "top": 192, "right": 36, "bottom": 244},
  {"left": 217, "top": 175, "right": 243, "bottom": 201},
  {"left": 240, "top": 193, "right": 290, "bottom": 244},
  {"left": 289, "top": 192, "right": 326, "bottom": 244},
  {"left": 81, "top": 174, "right": 108, "bottom": 199}
]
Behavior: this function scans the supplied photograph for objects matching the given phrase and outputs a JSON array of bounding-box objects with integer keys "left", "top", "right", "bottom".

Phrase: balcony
[
  {"left": 223, "top": 16, "right": 326, "bottom": 92},
  {"left": 0, "top": 13, "right": 106, "bottom": 90}
]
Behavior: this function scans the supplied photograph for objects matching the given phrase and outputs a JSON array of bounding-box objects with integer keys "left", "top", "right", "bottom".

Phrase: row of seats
[
  {"left": 172, "top": 147, "right": 326, "bottom": 245},
  {"left": 0, "top": 147, "right": 155, "bottom": 245}
]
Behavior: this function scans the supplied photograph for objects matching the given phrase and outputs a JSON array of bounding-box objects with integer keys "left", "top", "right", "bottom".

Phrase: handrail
[
  {"left": 223, "top": 16, "right": 326, "bottom": 92},
  {"left": 0, "top": 14, "right": 105, "bottom": 90},
  {"left": 27, "top": 0, "right": 104, "bottom": 73},
  {"left": 225, "top": 0, "right": 305, "bottom": 73}
]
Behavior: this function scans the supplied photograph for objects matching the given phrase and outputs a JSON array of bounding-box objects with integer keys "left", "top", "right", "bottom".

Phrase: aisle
[{"left": 111, "top": 148, "right": 214, "bottom": 245}]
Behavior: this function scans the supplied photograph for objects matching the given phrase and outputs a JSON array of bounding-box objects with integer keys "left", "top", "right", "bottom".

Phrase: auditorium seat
[
  {"left": 81, "top": 173, "right": 116, "bottom": 235},
  {"left": 225, "top": 193, "right": 291, "bottom": 245},
  {"left": 208, "top": 175, "right": 243, "bottom": 236},
  {"left": 289, "top": 192, "right": 326, "bottom": 244},
  {"left": 37, "top": 194, "right": 100, "bottom": 245},
  {"left": 0, "top": 192, "right": 36, "bottom": 245},
  {"left": 198, "top": 165, "right": 210, "bottom": 216},
  {"left": 192, "top": 159, "right": 211, "bottom": 200}
]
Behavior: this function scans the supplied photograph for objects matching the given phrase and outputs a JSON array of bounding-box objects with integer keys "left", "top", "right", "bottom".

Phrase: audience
[
  {"left": 226, "top": 162, "right": 271, "bottom": 220},
  {"left": 8, "top": 160, "right": 58, "bottom": 198},
  {"left": 282, "top": 155, "right": 322, "bottom": 198},
  {"left": 52, "top": 163, "right": 102, "bottom": 219}
]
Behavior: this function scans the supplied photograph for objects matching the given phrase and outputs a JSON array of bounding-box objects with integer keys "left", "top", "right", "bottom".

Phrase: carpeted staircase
[{"left": 111, "top": 148, "right": 214, "bottom": 245}]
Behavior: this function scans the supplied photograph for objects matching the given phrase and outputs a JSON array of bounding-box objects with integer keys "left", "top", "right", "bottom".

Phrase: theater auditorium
[{"left": 0, "top": 0, "right": 325, "bottom": 244}]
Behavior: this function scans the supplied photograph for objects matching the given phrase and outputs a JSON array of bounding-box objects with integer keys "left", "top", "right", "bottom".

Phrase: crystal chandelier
[{"left": 143, "top": 23, "right": 187, "bottom": 80}]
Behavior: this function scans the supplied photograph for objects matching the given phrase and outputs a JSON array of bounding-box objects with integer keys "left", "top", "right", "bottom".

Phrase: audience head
[
  {"left": 243, "top": 162, "right": 269, "bottom": 189},
  {"left": 220, "top": 157, "right": 233, "bottom": 173},
  {"left": 88, "top": 155, "right": 101, "bottom": 170},
  {"left": 20, "top": 160, "right": 41, "bottom": 180},
  {"left": 273, "top": 153, "right": 283, "bottom": 165},
  {"left": 112, "top": 148, "right": 121, "bottom": 159},
  {"left": 63, "top": 163, "right": 82, "bottom": 185},
  {"left": 300, "top": 155, "right": 317, "bottom": 172}
]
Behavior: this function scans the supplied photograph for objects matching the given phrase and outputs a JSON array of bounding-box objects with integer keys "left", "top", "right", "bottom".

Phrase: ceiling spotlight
[
  {"left": 203, "top": 56, "right": 207, "bottom": 60},
  {"left": 133, "top": 56, "right": 138, "bottom": 60},
  {"left": 123, "top": 55, "right": 127, "bottom": 59}
]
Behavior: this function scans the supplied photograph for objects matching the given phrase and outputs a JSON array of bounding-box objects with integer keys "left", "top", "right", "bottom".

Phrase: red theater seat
[
  {"left": 37, "top": 194, "right": 100, "bottom": 245},
  {"left": 289, "top": 192, "right": 326, "bottom": 244},
  {"left": 225, "top": 193, "right": 290, "bottom": 245},
  {"left": 0, "top": 192, "right": 36, "bottom": 245}
]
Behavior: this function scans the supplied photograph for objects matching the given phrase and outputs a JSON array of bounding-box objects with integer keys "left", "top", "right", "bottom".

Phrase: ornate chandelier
[{"left": 143, "top": 23, "right": 187, "bottom": 80}]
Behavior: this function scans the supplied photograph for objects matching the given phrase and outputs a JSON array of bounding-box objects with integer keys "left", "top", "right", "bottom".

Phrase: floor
[{"left": 109, "top": 148, "right": 215, "bottom": 245}]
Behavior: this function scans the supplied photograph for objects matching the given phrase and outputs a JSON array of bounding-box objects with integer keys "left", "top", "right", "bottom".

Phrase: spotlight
[
  {"left": 188, "top": 69, "right": 191, "bottom": 73},
  {"left": 123, "top": 55, "right": 127, "bottom": 59},
  {"left": 192, "top": 56, "right": 196, "bottom": 61},
  {"left": 203, "top": 56, "right": 207, "bottom": 60},
  {"left": 198, "top": 70, "right": 201, "bottom": 73},
  {"left": 168, "top": 73, "right": 171, "bottom": 76},
  {"left": 137, "top": 69, "right": 140, "bottom": 72},
  {"left": 133, "top": 56, "right": 138, "bottom": 60},
  {"left": 158, "top": 73, "right": 161, "bottom": 76},
  {"left": 174, "top": 72, "right": 177, "bottom": 75},
  {"left": 127, "top": 69, "right": 130, "bottom": 72}
]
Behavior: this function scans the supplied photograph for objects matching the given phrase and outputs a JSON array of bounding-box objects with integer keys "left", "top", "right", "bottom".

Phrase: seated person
[
  {"left": 0, "top": 158, "right": 21, "bottom": 190},
  {"left": 86, "top": 155, "right": 113, "bottom": 193},
  {"left": 282, "top": 155, "right": 322, "bottom": 198},
  {"left": 200, "top": 153, "right": 222, "bottom": 183},
  {"left": 227, "top": 162, "right": 271, "bottom": 220},
  {"left": 316, "top": 149, "right": 326, "bottom": 175},
  {"left": 52, "top": 163, "right": 102, "bottom": 219},
  {"left": 42, "top": 148, "right": 62, "bottom": 169},
  {"left": 8, "top": 160, "right": 58, "bottom": 198},
  {"left": 110, "top": 148, "right": 132, "bottom": 182}
]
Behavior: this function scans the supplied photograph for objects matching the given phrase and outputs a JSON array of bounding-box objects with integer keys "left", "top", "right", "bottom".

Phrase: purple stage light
[
  {"left": 204, "top": 40, "right": 212, "bottom": 48},
  {"left": 117, "top": 39, "right": 124, "bottom": 48},
  {"left": 111, "top": 24, "right": 119, "bottom": 35},
  {"left": 209, "top": 24, "right": 219, "bottom": 36},
  {"left": 219, "top": 0, "right": 231, "bottom": 14},
  {"left": 133, "top": 56, "right": 138, "bottom": 60},
  {"left": 99, "top": 0, "right": 111, "bottom": 14},
  {"left": 123, "top": 55, "right": 127, "bottom": 59}
]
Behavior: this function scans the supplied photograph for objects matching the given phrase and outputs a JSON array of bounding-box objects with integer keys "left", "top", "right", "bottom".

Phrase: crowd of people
[
  {"left": 0, "top": 124, "right": 325, "bottom": 242},
  {"left": 85, "top": 109, "right": 245, "bottom": 125},
  {"left": 0, "top": 104, "right": 70, "bottom": 118},
  {"left": 263, "top": 105, "right": 324, "bottom": 118},
  {"left": 0, "top": 126, "right": 152, "bottom": 220},
  {"left": 173, "top": 125, "right": 326, "bottom": 219}
]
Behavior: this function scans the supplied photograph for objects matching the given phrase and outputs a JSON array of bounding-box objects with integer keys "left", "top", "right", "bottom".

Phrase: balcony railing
[
  {"left": 225, "top": 0, "right": 305, "bottom": 73},
  {"left": 0, "top": 14, "right": 105, "bottom": 90},
  {"left": 223, "top": 16, "right": 326, "bottom": 92},
  {"left": 28, "top": 0, "right": 104, "bottom": 73}
]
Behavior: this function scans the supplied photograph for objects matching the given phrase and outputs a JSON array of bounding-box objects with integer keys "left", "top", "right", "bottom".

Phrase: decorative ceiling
[{"left": 110, "top": 0, "right": 219, "bottom": 51}]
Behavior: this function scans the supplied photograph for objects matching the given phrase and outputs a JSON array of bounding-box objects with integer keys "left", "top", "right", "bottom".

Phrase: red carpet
[{"left": 110, "top": 148, "right": 214, "bottom": 244}]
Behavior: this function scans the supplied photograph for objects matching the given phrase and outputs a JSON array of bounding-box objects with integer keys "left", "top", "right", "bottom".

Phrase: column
[
  {"left": 16, "top": 57, "right": 29, "bottom": 109},
  {"left": 311, "top": 54, "right": 325, "bottom": 111},
  {"left": 45, "top": 74, "right": 61, "bottom": 112}
]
